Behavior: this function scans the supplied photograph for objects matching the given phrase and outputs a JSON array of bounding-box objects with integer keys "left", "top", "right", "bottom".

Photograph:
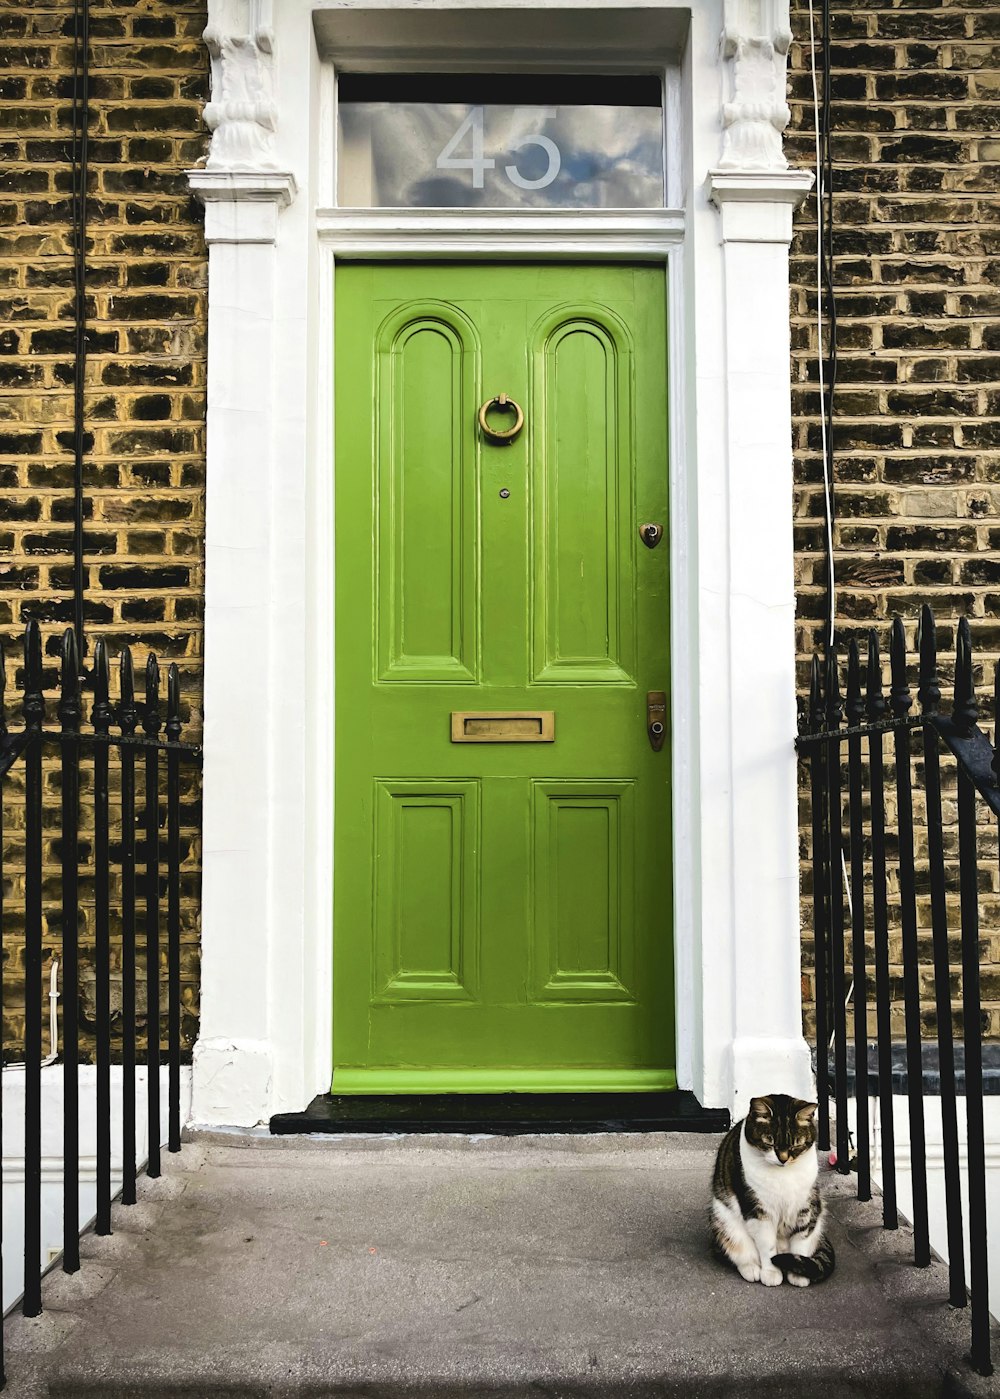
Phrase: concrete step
[{"left": 3, "top": 1133, "right": 996, "bottom": 1399}]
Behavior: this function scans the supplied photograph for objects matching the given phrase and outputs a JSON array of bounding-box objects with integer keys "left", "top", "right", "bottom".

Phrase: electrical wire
[
  {"left": 70, "top": 0, "right": 90, "bottom": 664},
  {"left": 806, "top": 0, "right": 837, "bottom": 653},
  {"left": 806, "top": 0, "right": 854, "bottom": 1051}
]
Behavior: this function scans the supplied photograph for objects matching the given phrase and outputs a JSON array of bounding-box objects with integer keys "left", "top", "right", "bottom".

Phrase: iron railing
[
  {"left": 0, "top": 621, "right": 201, "bottom": 1389},
  {"left": 799, "top": 606, "right": 994, "bottom": 1377}
]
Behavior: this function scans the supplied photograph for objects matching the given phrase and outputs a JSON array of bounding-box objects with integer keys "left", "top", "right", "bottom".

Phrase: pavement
[{"left": 2, "top": 1131, "right": 997, "bottom": 1398}]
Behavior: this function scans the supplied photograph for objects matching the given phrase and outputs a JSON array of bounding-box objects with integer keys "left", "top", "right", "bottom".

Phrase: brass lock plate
[
  {"left": 647, "top": 692, "right": 667, "bottom": 751},
  {"left": 451, "top": 710, "right": 555, "bottom": 743}
]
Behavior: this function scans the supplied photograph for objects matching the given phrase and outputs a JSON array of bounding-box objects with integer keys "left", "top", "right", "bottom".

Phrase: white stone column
[
  {"left": 708, "top": 0, "right": 814, "bottom": 1119},
  {"left": 187, "top": 0, "right": 298, "bottom": 1126}
]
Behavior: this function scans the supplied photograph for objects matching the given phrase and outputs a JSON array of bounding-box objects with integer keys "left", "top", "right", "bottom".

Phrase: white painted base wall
[
  {"left": 839, "top": 1095, "right": 1000, "bottom": 1321},
  {"left": 1, "top": 1065, "right": 192, "bottom": 1314}
]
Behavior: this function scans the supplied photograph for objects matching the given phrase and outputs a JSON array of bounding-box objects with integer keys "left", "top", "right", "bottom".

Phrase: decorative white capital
[
  {"left": 203, "top": 0, "right": 277, "bottom": 173},
  {"left": 718, "top": 0, "right": 794, "bottom": 173},
  {"left": 708, "top": 169, "right": 814, "bottom": 243},
  {"left": 188, "top": 169, "right": 296, "bottom": 244}
]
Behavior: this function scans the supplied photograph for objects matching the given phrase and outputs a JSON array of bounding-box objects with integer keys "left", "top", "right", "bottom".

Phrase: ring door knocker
[{"left": 478, "top": 393, "right": 524, "bottom": 445}]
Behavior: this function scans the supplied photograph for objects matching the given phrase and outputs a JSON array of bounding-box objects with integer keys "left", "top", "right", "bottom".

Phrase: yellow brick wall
[
  {"left": 788, "top": 0, "right": 1000, "bottom": 1040},
  {"left": 0, "top": 0, "right": 208, "bottom": 1056}
]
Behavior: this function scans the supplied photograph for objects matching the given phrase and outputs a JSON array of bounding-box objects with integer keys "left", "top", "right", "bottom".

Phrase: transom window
[{"left": 336, "top": 73, "right": 665, "bottom": 210}]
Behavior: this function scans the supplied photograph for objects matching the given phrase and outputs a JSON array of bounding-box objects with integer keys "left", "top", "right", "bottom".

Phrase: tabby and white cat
[{"left": 710, "top": 1093, "right": 835, "bottom": 1287}]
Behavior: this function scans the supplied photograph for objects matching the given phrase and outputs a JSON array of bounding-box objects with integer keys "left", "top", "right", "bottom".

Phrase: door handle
[
  {"left": 479, "top": 393, "right": 524, "bottom": 444},
  {"left": 647, "top": 691, "right": 667, "bottom": 752}
]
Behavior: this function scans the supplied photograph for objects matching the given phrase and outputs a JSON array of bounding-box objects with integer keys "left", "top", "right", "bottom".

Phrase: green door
[{"left": 334, "top": 263, "right": 673, "bottom": 1093}]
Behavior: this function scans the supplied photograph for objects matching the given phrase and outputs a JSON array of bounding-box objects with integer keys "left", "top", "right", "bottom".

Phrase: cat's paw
[
  {"left": 787, "top": 1273, "right": 811, "bottom": 1287},
  {"left": 759, "top": 1264, "right": 784, "bottom": 1287},
  {"left": 738, "top": 1262, "right": 761, "bottom": 1283}
]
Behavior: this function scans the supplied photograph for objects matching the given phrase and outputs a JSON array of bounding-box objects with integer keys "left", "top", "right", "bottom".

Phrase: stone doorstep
[{"left": 1, "top": 1133, "right": 997, "bottom": 1399}]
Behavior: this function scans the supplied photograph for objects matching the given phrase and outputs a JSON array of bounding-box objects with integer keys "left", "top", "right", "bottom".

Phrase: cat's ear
[
  {"left": 749, "top": 1096, "right": 773, "bottom": 1119},
  {"left": 795, "top": 1102, "right": 818, "bottom": 1122}
]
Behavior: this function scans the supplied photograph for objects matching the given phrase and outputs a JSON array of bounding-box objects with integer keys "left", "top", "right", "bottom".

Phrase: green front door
[{"left": 333, "top": 263, "right": 673, "bottom": 1093}]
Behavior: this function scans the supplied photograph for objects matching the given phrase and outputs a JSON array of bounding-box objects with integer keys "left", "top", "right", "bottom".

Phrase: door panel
[
  {"left": 531, "top": 780, "right": 635, "bottom": 1003},
  {"left": 372, "top": 780, "right": 480, "bottom": 1003},
  {"left": 376, "top": 305, "right": 480, "bottom": 682},
  {"left": 334, "top": 263, "right": 673, "bottom": 1094},
  {"left": 532, "top": 311, "right": 635, "bottom": 684}
]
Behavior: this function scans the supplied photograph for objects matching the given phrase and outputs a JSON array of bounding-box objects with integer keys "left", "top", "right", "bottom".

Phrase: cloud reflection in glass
[{"left": 338, "top": 103, "right": 665, "bottom": 209}]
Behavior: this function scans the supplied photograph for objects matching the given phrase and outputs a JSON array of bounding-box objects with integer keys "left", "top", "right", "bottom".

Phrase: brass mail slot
[{"left": 451, "top": 710, "right": 555, "bottom": 743}]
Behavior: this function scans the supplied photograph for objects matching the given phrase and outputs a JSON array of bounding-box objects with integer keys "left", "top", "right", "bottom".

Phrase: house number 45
[{"left": 436, "top": 107, "right": 561, "bottom": 190}]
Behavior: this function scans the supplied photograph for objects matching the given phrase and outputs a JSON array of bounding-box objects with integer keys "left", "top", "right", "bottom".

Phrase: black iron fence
[
  {"left": 799, "top": 606, "right": 994, "bottom": 1377},
  {"left": 0, "top": 621, "right": 201, "bottom": 1389}
]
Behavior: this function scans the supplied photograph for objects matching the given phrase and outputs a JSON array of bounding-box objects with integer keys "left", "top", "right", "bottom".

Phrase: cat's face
[{"left": 744, "top": 1094, "right": 818, "bottom": 1167}]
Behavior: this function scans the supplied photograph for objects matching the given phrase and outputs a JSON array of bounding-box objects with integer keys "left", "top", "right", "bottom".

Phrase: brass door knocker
[{"left": 478, "top": 393, "right": 524, "bottom": 444}]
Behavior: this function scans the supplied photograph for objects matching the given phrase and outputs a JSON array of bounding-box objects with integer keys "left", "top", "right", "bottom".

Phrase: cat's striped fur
[{"left": 710, "top": 1093, "right": 835, "bottom": 1287}]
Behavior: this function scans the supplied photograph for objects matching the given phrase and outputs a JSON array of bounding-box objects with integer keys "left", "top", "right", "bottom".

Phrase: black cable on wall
[
  {"left": 816, "top": 0, "right": 838, "bottom": 650},
  {"left": 70, "top": 0, "right": 90, "bottom": 664}
]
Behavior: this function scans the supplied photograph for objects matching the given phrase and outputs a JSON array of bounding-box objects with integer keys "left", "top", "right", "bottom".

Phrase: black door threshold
[{"left": 269, "top": 1089, "right": 729, "bottom": 1136}]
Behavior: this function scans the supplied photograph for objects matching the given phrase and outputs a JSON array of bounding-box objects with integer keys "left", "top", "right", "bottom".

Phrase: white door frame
[{"left": 188, "top": 0, "right": 813, "bottom": 1126}]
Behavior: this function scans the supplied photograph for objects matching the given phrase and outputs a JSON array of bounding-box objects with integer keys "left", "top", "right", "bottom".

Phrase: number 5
[{"left": 505, "top": 108, "right": 561, "bottom": 190}]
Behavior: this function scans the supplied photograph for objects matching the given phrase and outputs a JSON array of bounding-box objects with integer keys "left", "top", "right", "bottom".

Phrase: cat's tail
[{"left": 771, "top": 1236, "right": 836, "bottom": 1286}]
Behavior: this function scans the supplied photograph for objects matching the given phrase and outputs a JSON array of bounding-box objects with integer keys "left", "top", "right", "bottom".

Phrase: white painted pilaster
[
  {"left": 188, "top": 1, "right": 298, "bottom": 1123},
  {"left": 708, "top": 0, "right": 814, "bottom": 1116}
]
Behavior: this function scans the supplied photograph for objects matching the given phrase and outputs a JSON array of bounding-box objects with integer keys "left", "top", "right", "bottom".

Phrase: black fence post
[
  {"left": 144, "top": 655, "right": 161, "bottom": 1179},
  {"left": 58, "top": 628, "right": 81, "bottom": 1271},
  {"left": 0, "top": 637, "right": 6, "bottom": 1389},
  {"left": 22, "top": 620, "right": 44, "bottom": 1317},
  {"left": 918, "top": 605, "right": 966, "bottom": 1309},
  {"left": 866, "top": 628, "right": 897, "bottom": 1229},
  {"left": 824, "top": 648, "right": 850, "bottom": 1174},
  {"left": 845, "top": 639, "right": 870, "bottom": 1201},
  {"left": 809, "top": 656, "right": 831, "bottom": 1152},
  {"left": 890, "top": 616, "right": 930, "bottom": 1268},
  {"left": 954, "top": 619, "right": 992, "bottom": 1375},
  {"left": 92, "top": 640, "right": 112, "bottom": 1236},
  {"left": 119, "top": 649, "right": 138, "bottom": 1206},
  {"left": 166, "top": 665, "right": 181, "bottom": 1154}
]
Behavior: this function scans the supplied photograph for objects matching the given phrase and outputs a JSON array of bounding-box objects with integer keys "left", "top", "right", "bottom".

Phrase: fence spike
[
  {"left": 166, "top": 664, "right": 181, "bottom": 744},
  {"left": 144, "top": 653, "right": 161, "bottom": 738},
  {"left": 917, "top": 604, "right": 941, "bottom": 715},
  {"left": 22, "top": 619, "right": 43, "bottom": 729},
  {"left": 824, "top": 646, "right": 842, "bottom": 729},
  {"left": 119, "top": 647, "right": 138, "bottom": 735},
  {"left": 889, "top": 615, "right": 911, "bottom": 718},
  {"left": 91, "top": 638, "right": 111, "bottom": 735},
  {"left": 866, "top": 629, "right": 886, "bottom": 723},
  {"left": 846, "top": 639, "right": 864, "bottom": 726},
  {"left": 58, "top": 628, "right": 81, "bottom": 730},
  {"left": 993, "top": 658, "right": 1000, "bottom": 784},
  {"left": 953, "top": 616, "right": 977, "bottom": 737},
  {"left": 809, "top": 654, "right": 823, "bottom": 734}
]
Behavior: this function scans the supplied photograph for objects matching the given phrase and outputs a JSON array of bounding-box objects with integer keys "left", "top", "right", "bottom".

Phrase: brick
[
  {"left": 97, "top": 565, "right": 190, "bottom": 591},
  {"left": 882, "top": 324, "right": 970, "bottom": 353},
  {"left": 885, "top": 524, "right": 978, "bottom": 551}
]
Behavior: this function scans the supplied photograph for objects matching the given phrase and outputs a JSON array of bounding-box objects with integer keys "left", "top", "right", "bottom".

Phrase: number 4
[{"left": 436, "top": 106, "right": 495, "bottom": 189}]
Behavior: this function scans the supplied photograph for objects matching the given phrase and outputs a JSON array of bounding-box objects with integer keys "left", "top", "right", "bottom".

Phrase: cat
[{"left": 710, "top": 1092, "right": 835, "bottom": 1287}]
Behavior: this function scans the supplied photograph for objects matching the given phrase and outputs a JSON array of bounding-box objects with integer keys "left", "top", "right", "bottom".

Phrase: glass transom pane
[{"left": 337, "top": 74, "right": 665, "bottom": 210}]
